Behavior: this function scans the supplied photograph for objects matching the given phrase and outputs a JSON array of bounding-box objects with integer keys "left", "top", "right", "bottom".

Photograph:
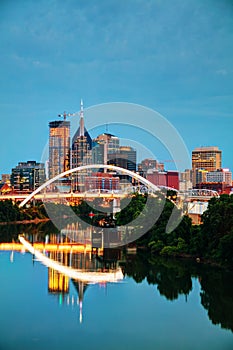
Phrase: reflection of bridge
[
  {"left": 2, "top": 236, "right": 124, "bottom": 324},
  {"left": 19, "top": 235, "right": 124, "bottom": 323},
  {"left": 18, "top": 235, "right": 123, "bottom": 284},
  {"left": 0, "top": 242, "right": 94, "bottom": 253}
]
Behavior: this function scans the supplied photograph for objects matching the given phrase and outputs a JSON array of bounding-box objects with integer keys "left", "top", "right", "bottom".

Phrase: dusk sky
[{"left": 1, "top": 0, "right": 233, "bottom": 174}]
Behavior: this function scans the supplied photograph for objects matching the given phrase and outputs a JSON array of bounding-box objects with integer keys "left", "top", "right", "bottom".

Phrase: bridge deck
[{"left": 0, "top": 192, "right": 128, "bottom": 201}]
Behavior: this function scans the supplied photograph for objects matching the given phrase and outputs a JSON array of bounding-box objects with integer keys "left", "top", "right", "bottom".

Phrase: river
[{"left": 0, "top": 223, "right": 233, "bottom": 350}]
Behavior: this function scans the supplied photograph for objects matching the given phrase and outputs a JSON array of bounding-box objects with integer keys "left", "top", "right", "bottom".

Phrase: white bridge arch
[{"left": 19, "top": 164, "right": 162, "bottom": 207}]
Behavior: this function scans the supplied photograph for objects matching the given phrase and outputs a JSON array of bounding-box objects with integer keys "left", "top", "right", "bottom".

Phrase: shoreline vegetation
[
  {"left": 115, "top": 193, "right": 233, "bottom": 269},
  {"left": 0, "top": 193, "right": 232, "bottom": 269},
  {"left": 0, "top": 218, "right": 50, "bottom": 225}
]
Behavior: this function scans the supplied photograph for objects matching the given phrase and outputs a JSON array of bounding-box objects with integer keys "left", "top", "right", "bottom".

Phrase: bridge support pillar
[{"left": 113, "top": 198, "right": 121, "bottom": 218}]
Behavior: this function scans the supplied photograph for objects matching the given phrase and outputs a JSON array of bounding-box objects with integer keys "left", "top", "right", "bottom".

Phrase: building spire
[{"left": 79, "top": 99, "right": 84, "bottom": 137}]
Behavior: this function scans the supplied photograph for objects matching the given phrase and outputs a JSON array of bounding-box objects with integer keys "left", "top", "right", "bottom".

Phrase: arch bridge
[{"left": 19, "top": 164, "right": 175, "bottom": 208}]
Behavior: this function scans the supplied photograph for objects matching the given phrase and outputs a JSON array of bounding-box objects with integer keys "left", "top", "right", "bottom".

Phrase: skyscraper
[
  {"left": 107, "top": 146, "right": 137, "bottom": 172},
  {"left": 92, "top": 133, "right": 120, "bottom": 167},
  {"left": 92, "top": 140, "right": 105, "bottom": 165},
  {"left": 49, "top": 120, "right": 70, "bottom": 179},
  {"left": 119, "top": 146, "right": 137, "bottom": 172},
  {"left": 11, "top": 161, "right": 46, "bottom": 192},
  {"left": 179, "top": 169, "right": 192, "bottom": 191},
  {"left": 192, "top": 146, "right": 222, "bottom": 187},
  {"left": 137, "top": 158, "right": 164, "bottom": 178},
  {"left": 206, "top": 169, "right": 232, "bottom": 186},
  {"left": 71, "top": 100, "right": 92, "bottom": 168},
  {"left": 71, "top": 100, "right": 92, "bottom": 191}
]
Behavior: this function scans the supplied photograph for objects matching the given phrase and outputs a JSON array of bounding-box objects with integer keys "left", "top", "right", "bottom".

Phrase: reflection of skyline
[
  {"left": 19, "top": 234, "right": 124, "bottom": 323},
  {"left": 1, "top": 232, "right": 233, "bottom": 333}
]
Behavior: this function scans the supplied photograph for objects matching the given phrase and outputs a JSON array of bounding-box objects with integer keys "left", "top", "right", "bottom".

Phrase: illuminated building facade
[
  {"left": 195, "top": 168, "right": 232, "bottom": 193},
  {"left": 179, "top": 169, "right": 192, "bottom": 192},
  {"left": 11, "top": 161, "right": 46, "bottom": 192},
  {"left": 92, "top": 133, "right": 120, "bottom": 167},
  {"left": 147, "top": 170, "right": 179, "bottom": 190},
  {"left": 195, "top": 169, "right": 208, "bottom": 186},
  {"left": 84, "top": 172, "right": 120, "bottom": 191},
  {"left": 206, "top": 169, "right": 232, "bottom": 186},
  {"left": 72, "top": 134, "right": 92, "bottom": 168},
  {"left": 0, "top": 174, "right": 10, "bottom": 184},
  {"left": 49, "top": 120, "right": 70, "bottom": 179},
  {"left": 71, "top": 101, "right": 92, "bottom": 191},
  {"left": 192, "top": 146, "right": 222, "bottom": 186},
  {"left": 138, "top": 158, "right": 164, "bottom": 177}
]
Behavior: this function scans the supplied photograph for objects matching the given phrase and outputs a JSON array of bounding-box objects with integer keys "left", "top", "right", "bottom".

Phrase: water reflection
[
  {"left": 200, "top": 267, "right": 233, "bottom": 332},
  {"left": 18, "top": 232, "right": 124, "bottom": 323},
  {"left": 123, "top": 252, "right": 233, "bottom": 333},
  {"left": 0, "top": 221, "right": 58, "bottom": 242},
  {"left": 0, "top": 224, "right": 233, "bottom": 333},
  {"left": 123, "top": 254, "right": 193, "bottom": 300}
]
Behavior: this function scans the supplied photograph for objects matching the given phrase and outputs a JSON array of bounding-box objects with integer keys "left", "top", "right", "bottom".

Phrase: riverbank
[
  {"left": 137, "top": 246, "right": 233, "bottom": 271},
  {"left": 0, "top": 218, "right": 50, "bottom": 226}
]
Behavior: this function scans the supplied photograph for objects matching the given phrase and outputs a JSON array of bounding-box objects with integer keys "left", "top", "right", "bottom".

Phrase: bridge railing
[{"left": 187, "top": 189, "right": 219, "bottom": 198}]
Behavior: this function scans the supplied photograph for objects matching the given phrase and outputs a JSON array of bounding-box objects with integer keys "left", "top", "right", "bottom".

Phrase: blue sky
[{"left": 1, "top": 0, "right": 233, "bottom": 174}]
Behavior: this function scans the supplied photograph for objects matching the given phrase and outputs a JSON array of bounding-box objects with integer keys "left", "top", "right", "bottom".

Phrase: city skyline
[
  {"left": 1, "top": 0, "right": 233, "bottom": 173},
  {"left": 1, "top": 110, "right": 231, "bottom": 178}
]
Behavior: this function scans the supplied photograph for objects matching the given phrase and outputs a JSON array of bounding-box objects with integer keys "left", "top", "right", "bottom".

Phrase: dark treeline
[
  {"left": 0, "top": 199, "right": 106, "bottom": 224},
  {"left": 0, "top": 221, "right": 59, "bottom": 243},
  {"left": 0, "top": 200, "right": 48, "bottom": 222},
  {"left": 116, "top": 193, "right": 233, "bottom": 268}
]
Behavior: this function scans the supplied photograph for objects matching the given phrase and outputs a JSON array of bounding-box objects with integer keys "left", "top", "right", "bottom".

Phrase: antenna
[
  {"left": 79, "top": 99, "right": 85, "bottom": 137},
  {"left": 80, "top": 99, "right": 84, "bottom": 115}
]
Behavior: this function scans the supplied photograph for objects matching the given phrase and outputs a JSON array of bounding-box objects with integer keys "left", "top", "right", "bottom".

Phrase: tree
[{"left": 201, "top": 195, "right": 233, "bottom": 260}]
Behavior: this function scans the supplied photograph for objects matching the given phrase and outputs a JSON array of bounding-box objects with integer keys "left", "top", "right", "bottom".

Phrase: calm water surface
[{"left": 0, "top": 226, "right": 233, "bottom": 350}]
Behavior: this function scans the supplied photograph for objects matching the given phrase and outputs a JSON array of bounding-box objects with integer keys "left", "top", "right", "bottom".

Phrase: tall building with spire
[{"left": 71, "top": 100, "right": 92, "bottom": 191}]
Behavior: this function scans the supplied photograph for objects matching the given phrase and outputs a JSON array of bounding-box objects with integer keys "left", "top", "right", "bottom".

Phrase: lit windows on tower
[{"left": 49, "top": 120, "right": 70, "bottom": 179}]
